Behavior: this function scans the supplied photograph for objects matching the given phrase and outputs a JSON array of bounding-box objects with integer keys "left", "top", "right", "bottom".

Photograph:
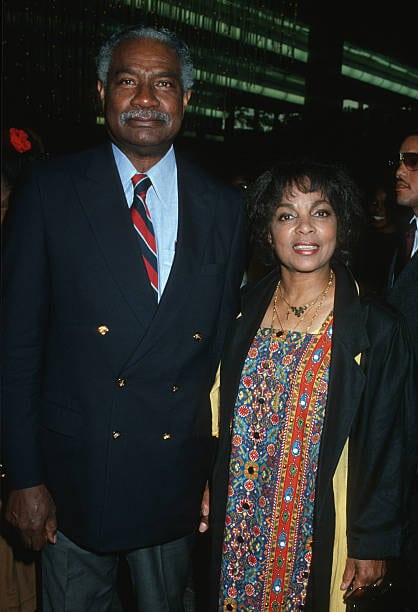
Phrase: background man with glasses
[
  {"left": 387, "top": 129, "right": 418, "bottom": 355},
  {"left": 387, "top": 128, "right": 418, "bottom": 612}
]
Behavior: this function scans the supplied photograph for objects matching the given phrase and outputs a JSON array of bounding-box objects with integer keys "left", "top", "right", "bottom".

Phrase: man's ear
[
  {"left": 182, "top": 89, "right": 192, "bottom": 112},
  {"left": 97, "top": 80, "right": 105, "bottom": 108}
]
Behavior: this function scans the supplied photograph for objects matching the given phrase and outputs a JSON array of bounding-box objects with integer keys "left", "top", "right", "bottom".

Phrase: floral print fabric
[{"left": 219, "top": 319, "right": 333, "bottom": 611}]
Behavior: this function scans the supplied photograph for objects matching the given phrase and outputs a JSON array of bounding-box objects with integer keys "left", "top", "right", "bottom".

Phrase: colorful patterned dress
[{"left": 219, "top": 317, "right": 333, "bottom": 611}]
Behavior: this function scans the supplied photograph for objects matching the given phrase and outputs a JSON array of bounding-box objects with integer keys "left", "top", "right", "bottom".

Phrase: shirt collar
[
  {"left": 111, "top": 143, "right": 176, "bottom": 198},
  {"left": 146, "top": 146, "right": 177, "bottom": 203}
]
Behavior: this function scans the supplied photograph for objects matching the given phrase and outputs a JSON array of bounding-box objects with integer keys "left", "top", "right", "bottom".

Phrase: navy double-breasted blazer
[{"left": 1, "top": 143, "right": 246, "bottom": 552}]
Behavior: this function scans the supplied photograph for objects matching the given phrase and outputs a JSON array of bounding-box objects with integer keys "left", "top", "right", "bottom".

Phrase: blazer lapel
[
  {"left": 220, "top": 270, "right": 279, "bottom": 434},
  {"left": 143, "top": 155, "right": 214, "bottom": 323},
  {"left": 120, "top": 154, "right": 217, "bottom": 366},
  {"left": 315, "top": 259, "right": 369, "bottom": 519},
  {"left": 74, "top": 144, "right": 157, "bottom": 330},
  {"left": 161, "top": 157, "right": 212, "bottom": 299},
  {"left": 390, "top": 221, "right": 418, "bottom": 287},
  {"left": 395, "top": 248, "right": 418, "bottom": 284}
]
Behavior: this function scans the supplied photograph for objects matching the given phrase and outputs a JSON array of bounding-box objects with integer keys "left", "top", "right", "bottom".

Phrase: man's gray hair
[{"left": 97, "top": 26, "right": 194, "bottom": 93}]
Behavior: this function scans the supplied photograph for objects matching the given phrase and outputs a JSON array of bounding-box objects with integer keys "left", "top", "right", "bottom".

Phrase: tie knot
[{"left": 132, "top": 173, "right": 151, "bottom": 191}]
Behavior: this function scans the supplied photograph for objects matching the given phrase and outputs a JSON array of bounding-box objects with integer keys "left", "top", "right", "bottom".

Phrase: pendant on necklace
[
  {"left": 291, "top": 305, "right": 307, "bottom": 318},
  {"left": 276, "top": 330, "right": 284, "bottom": 338}
]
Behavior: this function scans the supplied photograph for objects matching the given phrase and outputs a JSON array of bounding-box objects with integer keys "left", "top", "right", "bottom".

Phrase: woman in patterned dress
[{"left": 208, "top": 160, "right": 417, "bottom": 611}]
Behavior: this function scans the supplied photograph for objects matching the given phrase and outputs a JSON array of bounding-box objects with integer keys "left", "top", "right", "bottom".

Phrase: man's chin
[{"left": 117, "top": 137, "right": 173, "bottom": 158}]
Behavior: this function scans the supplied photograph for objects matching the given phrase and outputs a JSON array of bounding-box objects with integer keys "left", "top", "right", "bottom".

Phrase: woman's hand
[
  {"left": 341, "top": 557, "right": 387, "bottom": 593},
  {"left": 198, "top": 482, "right": 210, "bottom": 533}
]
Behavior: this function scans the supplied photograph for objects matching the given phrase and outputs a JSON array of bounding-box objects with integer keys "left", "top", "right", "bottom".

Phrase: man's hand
[
  {"left": 341, "top": 557, "right": 387, "bottom": 593},
  {"left": 198, "top": 482, "right": 210, "bottom": 533},
  {"left": 5, "top": 484, "right": 57, "bottom": 551}
]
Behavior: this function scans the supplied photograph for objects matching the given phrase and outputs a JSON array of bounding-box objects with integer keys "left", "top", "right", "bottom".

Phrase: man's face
[
  {"left": 395, "top": 135, "right": 418, "bottom": 215},
  {"left": 98, "top": 37, "right": 191, "bottom": 165}
]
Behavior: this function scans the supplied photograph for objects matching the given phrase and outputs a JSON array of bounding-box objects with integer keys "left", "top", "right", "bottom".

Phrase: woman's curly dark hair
[{"left": 246, "top": 158, "right": 365, "bottom": 266}]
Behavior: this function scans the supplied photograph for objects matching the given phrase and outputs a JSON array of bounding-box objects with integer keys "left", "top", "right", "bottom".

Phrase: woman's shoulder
[
  {"left": 360, "top": 291, "right": 405, "bottom": 323},
  {"left": 240, "top": 267, "right": 279, "bottom": 304},
  {"left": 334, "top": 258, "right": 403, "bottom": 327}
]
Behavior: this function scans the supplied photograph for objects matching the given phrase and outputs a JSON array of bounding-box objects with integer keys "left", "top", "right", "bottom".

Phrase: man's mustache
[
  {"left": 120, "top": 110, "right": 170, "bottom": 123},
  {"left": 396, "top": 179, "right": 409, "bottom": 188}
]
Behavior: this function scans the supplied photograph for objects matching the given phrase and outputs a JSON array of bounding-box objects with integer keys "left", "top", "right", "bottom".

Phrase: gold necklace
[
  {"left": 304, "top": 272, "right": 334, "bottom": 332},
  {"left": 270, "top": 296, "right": 284, "bottom": 337},
  {"left": 279, "top": 270, "right": 334, "bottom": 319},
  {"left": 279, "top": 287, "right": 319, "bottom": 319},
  {"left": 271, "top": 269, "right": 334, "bottom": 335}
]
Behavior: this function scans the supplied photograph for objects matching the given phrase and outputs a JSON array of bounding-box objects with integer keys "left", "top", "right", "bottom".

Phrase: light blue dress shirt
[
  {"left": 409, "top": 215, "right": 418, "bottom": 258},
  {"left": 112, "top": 144, "right": 178, "bottom": 301}
]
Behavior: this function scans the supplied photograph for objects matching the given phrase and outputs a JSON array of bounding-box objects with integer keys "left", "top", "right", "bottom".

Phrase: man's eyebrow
[{"left": 113, "top": 68, "right": 180, "bottom": 79}]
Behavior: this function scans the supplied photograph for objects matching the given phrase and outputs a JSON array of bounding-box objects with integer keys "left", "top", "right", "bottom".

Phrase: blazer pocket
[{"left": 40, "top": 397, "right": 82, "bottom": 437}]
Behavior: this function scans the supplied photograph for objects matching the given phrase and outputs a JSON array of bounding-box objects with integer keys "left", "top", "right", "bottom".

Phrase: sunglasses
[{"left": 388, "top": 152, "right": 418, "bottom": 171}]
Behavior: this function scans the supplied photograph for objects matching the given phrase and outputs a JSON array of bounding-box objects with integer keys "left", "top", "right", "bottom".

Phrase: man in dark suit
[
  {"left": 387, "top": 129, "right": 418, "bottom": 359},
  {"left": 1, "top": 25, "right": 246, "bottom": 611},
  {"left": 387, "top": 128, "right": 418, "bottom": 612}
]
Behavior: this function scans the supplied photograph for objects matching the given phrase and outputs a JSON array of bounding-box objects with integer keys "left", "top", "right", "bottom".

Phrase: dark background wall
[{"left": 3, "top": 0, "right": 418, "bottom": 191}]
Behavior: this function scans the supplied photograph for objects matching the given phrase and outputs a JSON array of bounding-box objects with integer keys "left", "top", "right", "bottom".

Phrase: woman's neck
[{"left": 279, "top": 265, "right": 332, "bottom": 304}]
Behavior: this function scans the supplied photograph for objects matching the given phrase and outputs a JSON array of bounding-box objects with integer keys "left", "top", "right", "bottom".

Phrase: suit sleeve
[
  {"left": 212, "top": 191, "right": 247, "bottom": 365},
  {"left": 1, "top": 165, "right": 50, "bottom": 490},
  {"left": 346, "top": 307, "right": 418, "bottom": 558}
]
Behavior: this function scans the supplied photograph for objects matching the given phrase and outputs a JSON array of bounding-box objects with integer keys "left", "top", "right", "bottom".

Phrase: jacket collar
[
  {"left": 240, "top": 257, "right": 369, "bottom": 358},
  {"left": 222, "top": 259, "right": 370, "bottom": 463},
  {"left": 76, "top": 143, "right": 159, "bottom": 328}
]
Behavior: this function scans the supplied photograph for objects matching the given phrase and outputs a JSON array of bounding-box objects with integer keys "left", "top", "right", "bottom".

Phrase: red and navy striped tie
[{"left": 131, "top": 173, "right": 158, "bottom": 296}]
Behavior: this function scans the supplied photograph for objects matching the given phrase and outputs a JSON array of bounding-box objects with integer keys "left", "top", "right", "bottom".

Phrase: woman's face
[
  {"left": 368, "top": 188, "right": 388, "bottom": 221},
  {"left": 270, "top": 185, "right": 337, "bottom": 273}
]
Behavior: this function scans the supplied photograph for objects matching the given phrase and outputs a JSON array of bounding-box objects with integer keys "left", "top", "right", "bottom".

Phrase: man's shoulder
[
  {"left": 32, "top": 142, "right": 112, "bottom": 177},
  {"left": 175, "top": 151, "right": 243, "bottom": 202},
  {"left": 388, "top": 255, "right": 418, "bottom": 302}
]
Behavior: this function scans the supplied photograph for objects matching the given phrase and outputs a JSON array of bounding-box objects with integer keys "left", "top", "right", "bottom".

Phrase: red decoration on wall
[{"left": 9, "top": 128, "right": 32, "bottom": 153}]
